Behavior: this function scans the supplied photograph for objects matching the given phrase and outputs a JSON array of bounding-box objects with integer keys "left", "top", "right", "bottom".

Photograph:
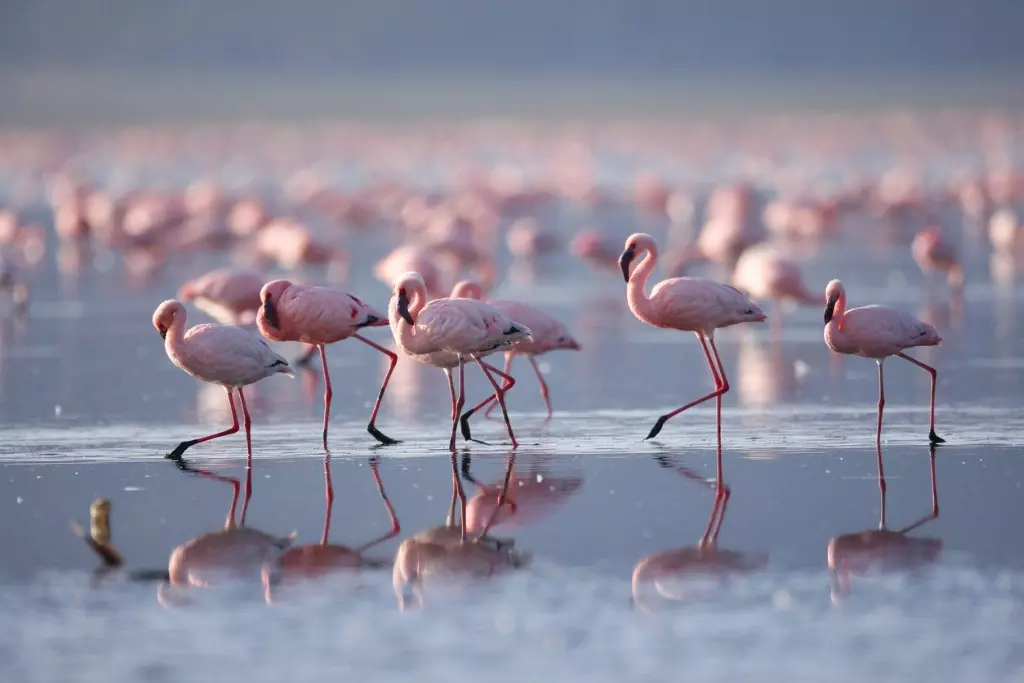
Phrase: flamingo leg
[
  {"left": 236, "top": 388, "right": 254, "bottom": 523},
  {"left": 448, "top": 358, "right": 467, "bottom": 452},
  {"left": 472, "top": 355, "right": 519, "bottom": 448},
  {"left": 483, "top": 353, "right": 514, "bottom": 419},
  {"left": 707, "top": 335, "right": 728, "bottom": 447},
  {"left": 354, "top": 456, "right": 402, "bottom": 552},
  {"left": 450, "top": 454, "right": 468, "bottom": 541},
  {"left": 896, "top": 352, "right": 945, "bottom": 444},
  {"left": 167, "top": 387, "right": 240, "bottom": 458},
  {"left": 354, "top": 333, "right": 401, "bottom": 445},
  {"left": 645, "top": 333, "right": 727, "bottom": 440},
  {"left": 166, "top": 454, "right": 241, "bottom": 529},
  {"left": 474, "top": 453, "right": 517, "bottom": 540},
  {"left": 898, "top": 444, "right": 940, "bottom": 533},
  {"left": 294, "top": 343, "right": 317, "bottom": 367},
  {"left": 528, "top": 356, "right": 553, "bottom": 421},
  {"left": 321, "top": 452, "right": 334, "bottom": 545},
  {"left": 876, "top": 440, "right": 887, "bottom": 530},
  {"left": 318, "top": 344, "right": 332, "bottom": 447},
  {"left": 446, "top": 368, "right": 457, "bottom": 419},
  {"left": 875, "top": 360, "right": 886, "bottom": 445},
  {"left": 459, "top": 361, "right": 516, "bottom": 443}
]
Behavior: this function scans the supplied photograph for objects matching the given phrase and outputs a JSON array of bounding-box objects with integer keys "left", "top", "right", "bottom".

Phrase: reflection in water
[
  {"left": 392, "top": 453, "right": 530, "bottom": 610},
  {"left": 827, "top": 444, "right": 941, "bottom": 603},
  {"left": 270, "top": 454, "right": 400, "bottom": 599},
  {"left": 736, "top": 335, "right": 800, "bottom": 408},
  {"left": 632, "top": 455, "right": 767, "bottom": 611},
  {"left": 157, "top": 455, "right": 294, "bottom": 607}
]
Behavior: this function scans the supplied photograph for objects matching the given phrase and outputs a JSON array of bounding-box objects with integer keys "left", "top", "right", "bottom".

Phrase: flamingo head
[
  {"left": 619, "top": 233, "right": 656, "bottom": 282},
  {"left": 824, "top": 279, "right": 845, "bottom": 323},
  {"left": 450, "top": 279, "right": 484, "bottom": 300},
  {"left": 915, "top": 225, "right": 942, "bottom": 245},
  {"left": 152, "top": 299, "right": 183, "bottom": 339},
  {"left": 259, "top": 279, "right": 292, "bottom": 329},
  {"left": 394, "top": 271, "right": 426, "bottom": 325}
]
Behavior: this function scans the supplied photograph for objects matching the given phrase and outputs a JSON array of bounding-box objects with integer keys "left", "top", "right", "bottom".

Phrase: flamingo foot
[
  {"left": 460, "top": 412, "right": 477, "bottom": 441},
  {"left": 368, "top": 424, "right": 401, "bottom": 446},
  {"left": 167, "top": 440, "right": 198, "bottom": 459},
  {"left": 645, "top": 416, "right": 669, "bottom": 440},
  {"left": 929, "top": 430, "right": 945, "bottom": 445}
]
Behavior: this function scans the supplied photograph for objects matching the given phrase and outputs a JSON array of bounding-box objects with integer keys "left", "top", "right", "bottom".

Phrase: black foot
[
  {"left": 368, "top": 424, "right": 401, "bottom": 446},
  {"left": 929, "top": 430, "right": 946, "bottom": 445},
  {"left": 460, "top": 410, "right": 478, "bottom": 442},
  {"left": 166, "top": 440, "right": 197, "bottom": 459},
  {"left": 645, "top": 416, "right": 669, "bottom": 440}
]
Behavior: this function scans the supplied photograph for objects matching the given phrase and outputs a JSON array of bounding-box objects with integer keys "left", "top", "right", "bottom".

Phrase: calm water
[{"left": 3, "top": 190, "right": 1024, "bottom": 680}]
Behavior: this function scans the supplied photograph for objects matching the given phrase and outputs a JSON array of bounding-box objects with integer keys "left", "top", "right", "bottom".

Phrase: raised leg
[
  {"left": 898, "top": 444, "right": 940, "bottom": 533},
  {"left": 473, "top": 355, "right": 519, "bottom": 448},
  {"left": 528, "top": 356, "right": 553, "bottom": 421},
  {"left": 474, "top": 453, "right": 517, "bottom": 540},
  {"left": 897, "top": 352, "right": 945, "bottom": 444},
  {"left": 167, "top": 387, "right": 240, "bottom": 458},
  {"left": 354, "top": 333, "right": 401, "bottom": 445},
  {"left": 318, "top": 344, "right": 332, "bottom": 447},
  {"left": 448, "top": 359, "right": 466, "bottom": 452},
  {"left": 460, "top": 361, "right": 516, "bottom": 443},
  {"left": 484, "top": 353, "right": 514, "bottom": 419},
  {"left": 876, "top": 359, "right": 886, "bottom": 446},
  {"left": 646, "top": 333, "right": 728, "bottom": 440},
  {"left": 354, "top": 456, "right": 403, "bottom": 552}
]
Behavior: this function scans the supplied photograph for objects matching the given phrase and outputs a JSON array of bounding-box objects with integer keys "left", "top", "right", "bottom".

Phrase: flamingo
[
  {"left": 823, "top": 279, "right": 945, "bottom": 445},
  {"left": 446, "top": 280, "right": 581, "bottom": 437},
  {"left": 178, "top": 268, "right": 264, "bottom": 325},
  {"left": 388, "top": 271, "right": 532, "bottom": 451},
  {"left": 256, "top": 280, "right": 399, "bottom": 446},
  {"left": 911, "top": 226, "right": 964, "bottom": 293},
  {"left": 153, "top": 300, "right": 293, "bottom": 460},
  {"left": 618, "top": 233, "right": 767, "bottom": 454},
  {"left": 731, "top": 243, "right": 818, "bottom": 308}
]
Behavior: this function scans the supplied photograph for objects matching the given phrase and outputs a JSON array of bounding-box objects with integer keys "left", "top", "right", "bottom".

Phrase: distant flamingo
[
  {"left": 447, "top": 281, "right": 581, "bottom": 436},
  {"left": 731, "top": 243, "right": 818, "bottom": 307},
  {"left": 256, "top": 280, "right": 398, "bottom": 446},
  {"left": 388, "top": 272, "right": 532, "bottom": 451},
  {"left": 178, "top": 268, "right": 264, "bottom": 325},
  {"left": 911, "top": 226, "right": 964, "bottom": 293},
  {"left": 153, "top": 300, "right": 293, "bottom": 460},
  {"left": 619, "top": 233, "right": 766, "bottom": 456},
  {"left": 823, "top": 279, "right": 944, "bottom": 445}
]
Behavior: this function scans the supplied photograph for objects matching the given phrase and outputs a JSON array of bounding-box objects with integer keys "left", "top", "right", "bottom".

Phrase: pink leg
[
  {"left": 875, "top": 360, "right": 886, "bottom": 445},
  {"left": 168, "top": 387, "right": 240, "bottom": 458},
  {"left": 474, "top": 453, "right": 517, "bottom": 539},
  {"left": 449, "top": 454, "right": 467, "bottom": 541},
  {"left": 446, "top": 368, "right": 457, "bottom": 419},
  {"left": 166, "top": 455, "right": 242, "bottom": 529},
  {"left": 645, "top": 333, "right": 728, "bottom": 440},
  {"left": 448, "top": 358, "right": 466, "bottom": 452},
  {"left": 321, "top": 452, "right": 334, "bottom": 545},
  {"left": 354, "top": 456, "right": 402, "bottom": 552},
  {"left": 707, "top": 336, "right": 728, "bottom": 446},
  {"left": 236, "top": 388, "right": 254, "bottom": 523},
  {"left": 460, "top": 361, "right": 517, "bottom": 443},
  {"left": 318, "top": 344, "right": 332, "bottom": 447},
  {"left": 876, "top": 440, "right": 887, "bottom": 529},
  {"left": 528, "top": 355, "right": 553, "bottom": 421},
  {"left": 471, "top": 355, "right": 519, "bottom": 448},
  {"left": 354, "top": 333, "right": 400, "bottom": 445},
  {"left": 897, "top": 352, "right": 945, "bottom": 444},
  {"left": 484, "top": 353, "right": 514, "bottom": 419}
]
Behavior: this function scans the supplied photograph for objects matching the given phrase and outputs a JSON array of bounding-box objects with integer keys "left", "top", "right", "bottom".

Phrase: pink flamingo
[
  {"left": 823, "top": 279, "right": 945, "bottom": 445},
  {"left": 911, "top": 227, "right": 964, "bottom": 292},
  {"left": 619, "top": 233, "right": 766, "bottom": 448},
  {"left": 569, "top": 229, "right": 622, "bottom": 273},
  {"left": 256, "top": 280, "right": 399, "bottom": 446},
  {"left": 731, "top": 243, "right": 818, "bottom": 307},
  {"left": 388, "top": 272, "right": 532, "bottom": 451},
  {"left": 153, "top": 300, "right": 293, "bottom": 460},
  {"left": 178, "top": 268, "right": 264, "bottom": 325},
  {"left": 447, "top": 281, "right": 580, "bottom": 435}
]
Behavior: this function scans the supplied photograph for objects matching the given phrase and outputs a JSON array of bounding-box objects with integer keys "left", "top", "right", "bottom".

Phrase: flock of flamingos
[{"left": 0, "top": 112, "right": 1021, "bottom": 605}]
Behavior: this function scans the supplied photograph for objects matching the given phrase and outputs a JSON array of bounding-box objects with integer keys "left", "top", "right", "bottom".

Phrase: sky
[{"left": 2, "top": 0, "right": 1023, "bottom": 77}]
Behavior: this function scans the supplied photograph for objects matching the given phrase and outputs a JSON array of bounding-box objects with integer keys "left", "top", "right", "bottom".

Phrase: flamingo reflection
[
  {"left": 392, "top": 453, "right": 530, "bottom": 610},
  {"left": 827, "top": 444, "right": 941, "bottom": 603},
  {"left": 269, "top": 454, "right": 400, "bottom": 597},
  {"left": 632, "top": 454, "right": 766, "bottom": 611},
  {"left": 158, "top": 455, "right": 294, "bottom": 606}
]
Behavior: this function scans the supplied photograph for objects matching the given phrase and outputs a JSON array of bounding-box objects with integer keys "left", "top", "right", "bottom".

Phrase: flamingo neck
[
  {"left": 627, "top": 246, "right": 659, "bottom": 321},
  {"left": 828, "top": 291, "right": 848, "bottom": 334},
  {"left": 164, "top": 309, "right": 189, "bottom": 362},
  {"left": 389, "top": 285, "right": 432, "bottom": 355}
]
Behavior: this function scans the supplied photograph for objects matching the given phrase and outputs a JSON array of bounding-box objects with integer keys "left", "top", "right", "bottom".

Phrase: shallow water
[{"left": 4, "top": 192, "right": 1024, "bottom": 680}]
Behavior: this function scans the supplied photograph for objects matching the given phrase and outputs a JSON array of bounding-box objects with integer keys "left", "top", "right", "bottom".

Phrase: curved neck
[
  {"left": 627, "top": 245, "right": 659, "bottom": 320},
  {"left": 829, "top": 290, "right": 848, "bottom": 332},
  {"left": 164, "top": 308, "right": 189, "bottom": 357},
  {"left": 389, "top": 285, "right": 431, "bottom": 355}
]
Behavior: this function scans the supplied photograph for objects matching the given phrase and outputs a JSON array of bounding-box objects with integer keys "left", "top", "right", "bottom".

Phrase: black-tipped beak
[
  {"left": 824, "top": 294, "right": 838, "bottom": 324},
  {"left": 159, "top": 327, "right": 167, "bottom": 340},
  {"left": 397, "top": 290, "right": 414, "bottom": 325},
  {"left": 263, "top": 297, "right": 280, "bottom": 329},
  {"left": 619, "top": 247, "right": 636, "bottom": 283},
  {"left": 359, "top": 314, "right": 381, "bottom": 328}
]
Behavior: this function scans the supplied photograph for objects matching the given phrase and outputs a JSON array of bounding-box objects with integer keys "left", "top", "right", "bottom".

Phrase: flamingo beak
[
  {"left": 618, "top": 247, "right": 636, "bottom": 282},
  {"left": 262, "top": 297, "right": 280, "bottom": 329},
  {"left": 397, "top": 290, "right": 414, "bottom": 325},
  {"left": 824, "top": 294, "right": 838, "bottom": 324},
  {"left": 158, "top": 325, "right": 167, "bottom": 340}
]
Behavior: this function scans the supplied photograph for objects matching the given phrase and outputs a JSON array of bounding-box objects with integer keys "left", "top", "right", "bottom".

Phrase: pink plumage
[
  {"left": 152, "top": 299, "right": 292, "bottom": 460},
  {"left": 823, "top": 279, "right": 944, "bottom": 444},
  {"left": 731, "top": 244, "right": 818, "bottom": 306},
  {"left": 256, "top": 279, "right": 398, "bottom": 446},
  {"left": 178, "top": 268, "right": 264, "bottom": 325},
  {"left": 911, "top": 226, "right": 963, "bottom": 291}
]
